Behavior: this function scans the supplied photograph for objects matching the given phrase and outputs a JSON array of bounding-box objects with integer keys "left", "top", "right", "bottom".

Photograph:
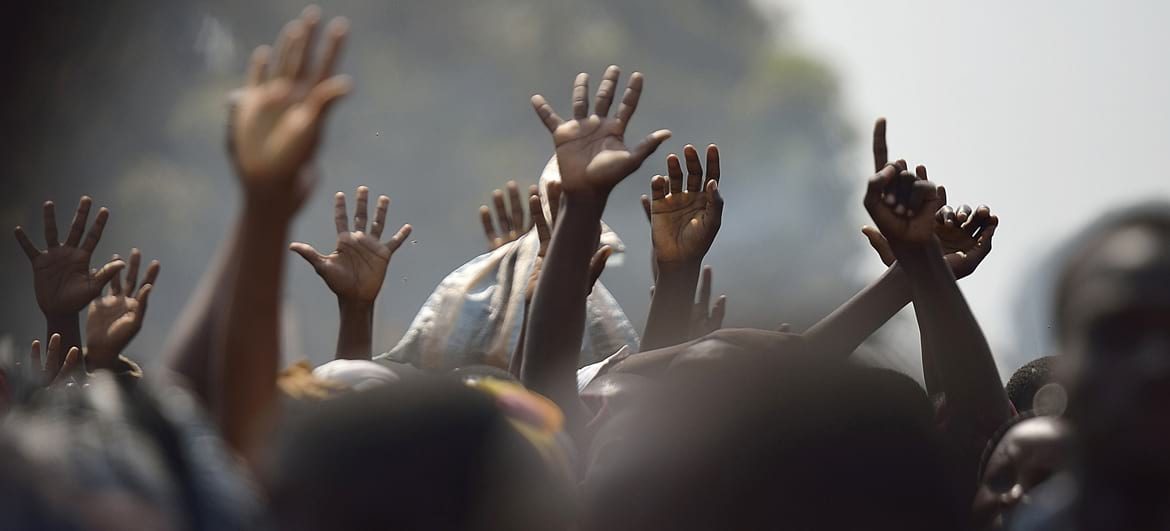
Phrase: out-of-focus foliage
[{"left": 0, "top": 0, "right": 863, "bottom": 368}]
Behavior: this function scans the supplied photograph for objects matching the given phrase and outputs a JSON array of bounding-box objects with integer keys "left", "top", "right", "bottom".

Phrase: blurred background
[{"left": 1, "top": 0, "right": 1167, "bottom": 381}]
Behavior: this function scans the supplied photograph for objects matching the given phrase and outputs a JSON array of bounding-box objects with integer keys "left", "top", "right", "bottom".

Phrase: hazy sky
[{"left": 765, "top": 0, "right": 1170, "bottom": 373}]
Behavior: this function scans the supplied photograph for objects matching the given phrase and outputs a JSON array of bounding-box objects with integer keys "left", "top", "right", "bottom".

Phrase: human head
[
  {"left": 971, "top": 414, "right": 1070, "bottom": 529},
  {"left": 583, "top": 352, "right": 962, "bottom": 531},
  {"left": 1054, "top": 204, "right": 1170, "bottom": 469},
  {"left": 267, "top": 377, "right": 575, "bottom": 531},
  {"left": 1005, "top": 356, "right": 1064, "bottom": 414}
]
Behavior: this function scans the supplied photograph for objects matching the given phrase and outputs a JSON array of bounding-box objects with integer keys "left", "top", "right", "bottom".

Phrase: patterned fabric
[{"left": 0, "top": 372, "right": 260, "bottom": 531}]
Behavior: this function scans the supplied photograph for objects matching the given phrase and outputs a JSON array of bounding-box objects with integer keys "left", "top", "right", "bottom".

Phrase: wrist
[
  {"left": 338, "top": 298, "right": 375, "bottom": 316},
  {"left": 84, "top": 346, "right": 119, "bottom": 371},
  {"left": 655, "top": 259, "right": 702, "bottom": 279},
  {"left": 560, "top": 193, "right": 608, "bottom": 218}
]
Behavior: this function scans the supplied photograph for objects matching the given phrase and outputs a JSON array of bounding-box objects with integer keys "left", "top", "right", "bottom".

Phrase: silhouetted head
[
  {"left": 267, "top": 377, "right": 575, "bottom": 531},
  {"left": 1055, "top": 204, "right": 1170, "bottom": 470},
  {"left": 583, "top": 351, "right": 962, "bottom": 531},
  {"left": 1005, "top": 357, "right": 1065, "bottom": 414},
  {"left": 971, "top": 414, "right": 1070, "bottom": 529}
]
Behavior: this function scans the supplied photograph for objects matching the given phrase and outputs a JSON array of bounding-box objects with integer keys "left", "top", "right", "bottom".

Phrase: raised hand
[
  {"left": 649, "top": 144, "right": 724, "bottom": 264},
  {"left": 689, "top": 265, "right": 727, "bottom": 339},
  {"left": 523, "top": 189, "right": 609, "bottom": 305},
  {"left": 14, "top": 196, "right": 124, "bottom": 316},
  {"left": 531, "top": 65, "right": 671, "bottom": 200},
  {"left": 291, "top": 186, "right": 412, "bottom": 305},
  {"left": 863, "top": 200, "right": 999, "bottom": 279},
  {"left": 231, "top": 6, "right": 351, "bottom": 210},
  {"left": 27, "top": 334, "right": 81, "bottom": 387},
  {"left": 86, "top": 249, "right": 160, "bottom": 371},
  {"left": 481, "top": 181, "right": 541, "bottom": 250}
]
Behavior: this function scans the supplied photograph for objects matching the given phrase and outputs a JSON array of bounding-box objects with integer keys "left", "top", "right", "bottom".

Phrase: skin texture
[
  {"left": 971, "top": 416, "right": 1069, "bottom": 530},
  {"left": 85, "top": 249, "right": 160, "bottom": 371},
  {"left": 641, "top": 144, "right": 724, "bottom": 351},
  {"left": 290, "top": 186, "right": 412, "bottom": 360},
  {"left": 861, "top": 121, "right": 1011, "bottom": 502},
  {"left": 14, "top": 196, "right": 125, "bottom": 356},
  {"left": 220, "top": 5, "right": 351, "bottom": 461},
  {"left": 523, "top": 64, "right": 669, "bottom": 438}
]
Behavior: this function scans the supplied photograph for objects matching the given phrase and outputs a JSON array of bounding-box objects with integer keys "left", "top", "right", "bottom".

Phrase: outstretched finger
[
  {"left": 44, "top": 334, "right": 63, "bottom": 385},
  {"left": 109, "top": 254, "right": 124, "bottom": 295},
  {"left": 872, "top": 118, "right": 888, "bottom": 172},
  {"left": 964, "top": 205, "right": 992, "bottom": 237},
  {"left": 530, "top": 95, "right": 564, "bottom": 133},
  {"left": 527, "top": 185, "right": 540, "bottom": 230},
  {"left": 371, "top": 195, "right": 390, "bottom": 239},
  {"left": 92, "top": 259, "right": 126, "bottom": 292},
  {"left": 334, "top": 191, "right": 349, "bottom": 233},
  {"left": 293, "top": 6, "right": 321, "bottom": 81},
  {"left": 80, "top": 208, "right": 109, "bottom": 254},
  {"left": 614, "top": 72, "right": 644, "bottom": 131},
  {"left": 30, "top": 339, "right": 42, "bottom": 374},
  {"left": 630, "top": 131, "right": 672, "bottom": 172},
  {"left": 304, "top": 74, "right": 352, "bottom": 121},
  {"left": 65, "top": 196, "right": 92, "bottom": 248},
  {"left": 684, "top": 145, "right": 703, "bottom": 193},
  {"left": 51, "top": 347, "right": 81, "bottom": 386},
  {"left": 289, "top": 242, "right": 327, "bottom": 271},
  {"left": 315, "top": 17, "right": 349, "bottom": 83},
  {"left": 706, "top": 180, "right": 724, "bottom": 221},
  {"left": 125, "top": 249, "right": 141, "bottom": 294},
  {"left": 710, "top": 295, "right": 727, "bottom": 330},
  {"left": 353, "top": 186, "right": 370, "bottom": 233},
  {"left": 141, "top": 260, "right": 160, "bottom": 294},
  {"left": 706, "top": 144, "right": 720, "bottom": 183},
  {"left": 135, "top": 284, "right": 154, "bottom": 322},
  {"left": 650, "top": 175, "right": 669, "bottom": 201},
  {"left": 936, "top": 205, "right": 956, "bottom": 227},
  {"left": 641, "top": 195, "right": 652, "bottom": 222},
  {"left": 594, "top": 65, "right": 620, "bottom": 117},
  {"left": 480, "top": 206, "right": 500, "bottom": 249},
  {"left": 492, "top": 189, "right": 511, "bottom": 235},
  {"left": 530, "top": 195, "right": 551, "bottom": 255},
  {"left": 42, "top": 201, "right": 59, "bottom": 248},
  {"left": 247, "top": 45, "right": 271, "bottom": 87},
  {"left": 14, "top": 227, "right": 39, "bottom": 260},
  {"left": 666, "top": 154, "right": 684, "bottom": 195},
  {"left": 386, "top": 224, "right": 413, "bottom": 254},
  {"left": 275, "top": 20, "right": 305, "bottom": 80},
  {"left": 506, "top": 181, "right": 525, "bottom": 234},
  {"left": 571, "top": 72, "right": 590, "bottom": 120}
]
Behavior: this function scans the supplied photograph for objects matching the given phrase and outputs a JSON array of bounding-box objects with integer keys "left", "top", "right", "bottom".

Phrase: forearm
[
  {"left": 218, "top": 201, "right": 291, "bottom": 458},
  {"left": 335, "top": 299, "right": 374, "bottom": 360},
  {"left": 803, "top": 265, "right": 912, "bottom": 359},
  {"left": 162, "top": 219, "right": 243, "bottom": 404},
  {"left": 46, "top": 313, "right": 82, "bottom": 360},
  {"left": 521, "top": 195, "right": 603, "bottom": 431},
  {"left": 641, "top": 261, "right": 701, "bottom": 350},
  {"left": 893, "top": 240, "right": 1010, "bottom": 427}
]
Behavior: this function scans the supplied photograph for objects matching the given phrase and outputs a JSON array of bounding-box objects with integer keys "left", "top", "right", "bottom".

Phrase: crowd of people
[{"left": 2, "top": 6, "right": 1169, "bottom": 531}]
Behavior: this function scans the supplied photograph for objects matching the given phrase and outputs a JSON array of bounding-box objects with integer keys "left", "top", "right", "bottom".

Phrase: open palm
[
  {"left": 291, "top": 186, "right": 412, "bottom": 304},
  {"left": 15, "top": 197, "right": 124, "bottom": 316},
  {"left": 531, "top": 66, "right": 671, "bottom": 198},
  {"left": 649, "top": 144, "right": 724, "bottom": 264},
  {"left": 86, "top": 248, "right": 159, "bottom": 368}
]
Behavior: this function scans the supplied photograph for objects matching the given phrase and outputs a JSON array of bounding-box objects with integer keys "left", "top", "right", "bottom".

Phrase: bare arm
[
  {"left": 290, "top": 186, "right": 412, "bottom": 361},
  {"left": 522, "top": 65, "right": 670, "bottom": 435},
  {"left": 641, "top": 145, "right": 723, "bottom": 351},
  {"left": 219, "top": 7, "right": 352, "bottom": 459}
]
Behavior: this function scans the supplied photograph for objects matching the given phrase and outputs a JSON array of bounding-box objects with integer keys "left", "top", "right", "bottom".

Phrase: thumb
[
  {"left": 289, "top": 243, "right": 326, "bottom": 271},
  {"left": 629, "top": 129, "right": 672, "bottom": 168},
  {"left": 861, "top": 226, "right": 896, "bottom": 266}
]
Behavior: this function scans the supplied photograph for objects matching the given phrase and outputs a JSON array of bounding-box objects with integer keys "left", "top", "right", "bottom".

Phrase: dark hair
[{"left": 1005, "top": 357, "right": 1057, "bottom": 413}]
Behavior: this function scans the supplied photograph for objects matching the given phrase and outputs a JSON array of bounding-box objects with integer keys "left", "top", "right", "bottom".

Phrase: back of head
[
  {"left": 585, "top": 353, "right": 962, "bottom": 531},
  {"left": 268, "top": 377, "right": 574, "bottom": 531},
  {"left": 1005, "top": 356, "right": 1058, "bottom": 413}
]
